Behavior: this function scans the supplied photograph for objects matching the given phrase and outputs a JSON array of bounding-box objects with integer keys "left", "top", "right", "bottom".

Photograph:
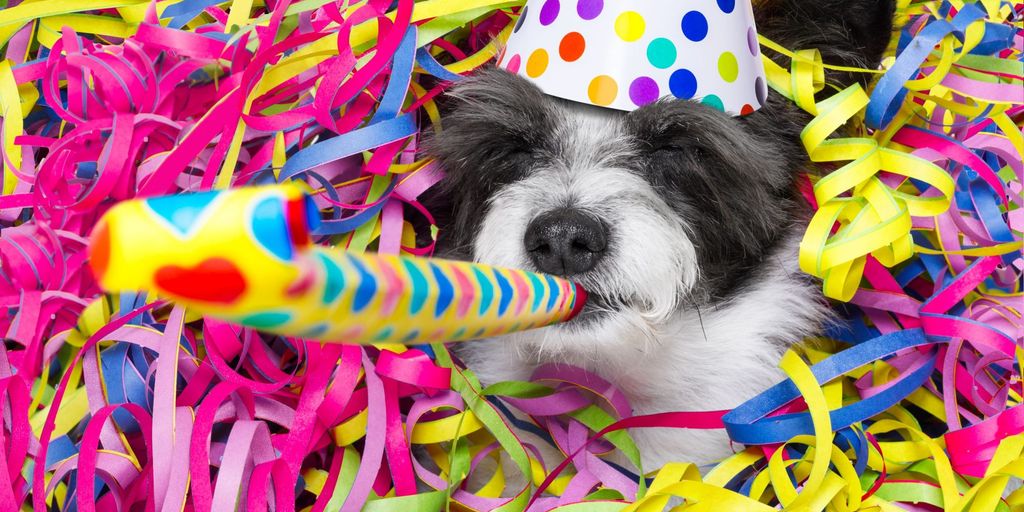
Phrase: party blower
[{"left": 88, "top": 185, "right": 587, "bottom": 344}]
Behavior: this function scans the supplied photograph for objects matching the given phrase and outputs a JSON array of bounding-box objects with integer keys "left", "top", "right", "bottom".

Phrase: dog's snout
[{"left": 524, "top": 209, "right": 607, "bottom": 276}]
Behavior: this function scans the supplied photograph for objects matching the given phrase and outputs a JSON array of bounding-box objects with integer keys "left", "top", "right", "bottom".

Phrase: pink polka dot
[{"left": 506, "top": 54, "right": 521, "bottom": 73}]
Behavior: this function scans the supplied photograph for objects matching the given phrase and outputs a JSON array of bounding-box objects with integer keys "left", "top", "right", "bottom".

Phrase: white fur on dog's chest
[{"left": 459, "top": 234, "right": 826, "bottom": 468}]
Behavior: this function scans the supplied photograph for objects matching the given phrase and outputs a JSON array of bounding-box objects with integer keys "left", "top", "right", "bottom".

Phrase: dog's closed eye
[
  {"left": 477, "top": 136, "right": 535, "bottom": 161},
  {"left": 497, "top": 146, "right": 537, "bottom": 164},
  {"left": 651, "top": 142, "right": 684, "bottom": 151},
  {"left": 650, "top": 143, "right": 686, "bottom": 154},
  {"left": 506, "top": 143, "right": 535, "bottom": 157},
  {"left": 645, "top": 142, "right": 708, "bottom": 163}
]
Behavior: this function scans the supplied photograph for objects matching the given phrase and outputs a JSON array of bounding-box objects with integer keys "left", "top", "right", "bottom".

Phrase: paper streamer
[
  {"left": 0, "top": 0, "right": 1021, "bottom": 511},
  {"left": 90, "top": 185, "right": 586, "bottom": 344}
]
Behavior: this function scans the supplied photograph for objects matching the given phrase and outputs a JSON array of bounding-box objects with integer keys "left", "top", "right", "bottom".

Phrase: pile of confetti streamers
[{"left": 0, "top": 0, "right": 1021, "bottom": 510}]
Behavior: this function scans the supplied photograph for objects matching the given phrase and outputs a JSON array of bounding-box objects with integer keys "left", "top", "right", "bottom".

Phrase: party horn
[{"left": 88, "top": 185, "right": 587, "bottom": 344}]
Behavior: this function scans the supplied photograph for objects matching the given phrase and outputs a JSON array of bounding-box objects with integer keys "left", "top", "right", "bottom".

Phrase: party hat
[{"left": 499, "top": 0, "right": 768, "bottom": 115}]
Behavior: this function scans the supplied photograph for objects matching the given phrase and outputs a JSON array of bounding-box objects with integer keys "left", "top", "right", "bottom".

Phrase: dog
[{"left": 425, "top": 0, "right": 897, "bottom": 470}]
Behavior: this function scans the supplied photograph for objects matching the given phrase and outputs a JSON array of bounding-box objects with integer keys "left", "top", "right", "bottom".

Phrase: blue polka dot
[
  {"left": 348, "top": 255, "right": 376, "bottom": 313},
  {"left": 527, "top": 273, "right": 545, "bottom": 312},
  {"left": 717, "top": 0, "right": 735, "bottom": 13},
  {"left": 669, "top": 69, "right": 698, "bottom": 99},
  {"left": 493, "top": 269, "right": 513, "bottom": 316},
  {"left": 401, "top": 329, "right": 420, "bottom": 343},
  {"left": 251, "top": 197, "right": 293, "bottom": 261},
  {"left": 317, "top": 253, "right": 344, "bottom": 304},
  {"left": 302, "top": 194, "right": 321, "bottom": 232},
  {"left": 429, "top": 263, "right": 454, "bottom": 318},
  {"left": 401, "top": 259, "right": 428, "bottom": 315},
  {"left": 147, "top": 191, "right": 217, "bottom": 236},
  {"left": 544, "top": 274, "right": 558, "bottom": 312},
  {"left": 681, "top": 11, "right": 708, "bottom": 41},
  {"left": 473, "top": 267, "right": 494, "bottom": 315}
]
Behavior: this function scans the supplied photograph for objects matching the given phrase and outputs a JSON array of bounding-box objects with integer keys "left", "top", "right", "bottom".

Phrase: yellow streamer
[
  {"left": 766, "top": 35, "right": 957, "bottom": 300},
  {"left": 0, "top": 60, "right": 23, "bottom": 195}
]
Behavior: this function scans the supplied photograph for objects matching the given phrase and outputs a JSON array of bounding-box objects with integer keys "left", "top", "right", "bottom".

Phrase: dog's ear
[
  {"left": 427, "top": 66, "right": 554, "bottom": 155},
  {"left": 735, "top": 0, "right": 897, "bottom": 171},
  {"left": 754, "top": 0, "right": 897, "bottom": 89}
]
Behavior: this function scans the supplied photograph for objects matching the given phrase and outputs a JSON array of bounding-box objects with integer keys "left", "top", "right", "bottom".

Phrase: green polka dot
[
  {"left": 646, "top": 38, "right": 676, "bottom": 69},
  {"left": 701, "top": 94, "right": 725, "bottom": 111},
  {"left": 718, "top": 52, "right": 739, "bottom": 82},
  {"left": 240, "top": 311, "right": 292, "bottom": 329},
  {"left": 373, "top": 326, "right": 394, "bottom": 341}
]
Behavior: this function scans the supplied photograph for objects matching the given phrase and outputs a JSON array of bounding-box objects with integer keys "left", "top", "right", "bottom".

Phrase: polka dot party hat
[{"left": 499, "top": 0, "right": 768, "bottom": 114}]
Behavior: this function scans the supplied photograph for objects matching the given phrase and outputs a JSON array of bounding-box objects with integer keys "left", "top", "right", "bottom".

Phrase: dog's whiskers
[{"left": 692, "top": 301, "right": 709, "bottom": 344}]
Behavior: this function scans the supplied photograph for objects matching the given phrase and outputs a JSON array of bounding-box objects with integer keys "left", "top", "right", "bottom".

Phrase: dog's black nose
[{"left": 524, "top": 209, "right": 607, "bottom": 276}]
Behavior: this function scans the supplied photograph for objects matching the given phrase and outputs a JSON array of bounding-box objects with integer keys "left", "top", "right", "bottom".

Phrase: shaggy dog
[{"left": 426, "top": 0, "right": 897, "bottom": 469}]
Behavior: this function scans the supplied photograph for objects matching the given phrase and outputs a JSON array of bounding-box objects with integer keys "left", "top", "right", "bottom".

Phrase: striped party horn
[{"left": 88, "top": 185, "right": 587, "bottom": 344}]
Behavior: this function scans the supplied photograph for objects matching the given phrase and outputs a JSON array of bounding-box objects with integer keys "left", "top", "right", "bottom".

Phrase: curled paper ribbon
[
  {"left": 90, "top": 185, "right": 586, "bottom": 344},
  {"left": 0, "top": 0, "right": 1021, "bottom": 510},
  {"left": 762, "top": 0, "right": 1020, "bottom": 302}
]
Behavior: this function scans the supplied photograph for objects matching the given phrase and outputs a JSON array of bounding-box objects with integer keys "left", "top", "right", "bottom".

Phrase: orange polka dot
[
  {"left": 526, "top": 49, "right": 549, "bottom": 77},
  {"left": 89, "top": 220, "right": 111, "bottom": 281},
  {"left": 587, "top": 75, "right": 617, "bottom": 106},
  {"left": 559, "top": 32, "right": 586, "bottom": 62},
  {"left": 740, "top": 104, "right": 755, "bottom": 115}
]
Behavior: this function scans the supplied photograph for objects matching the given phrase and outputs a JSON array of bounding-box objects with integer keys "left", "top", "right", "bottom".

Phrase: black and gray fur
[{"left": 423, "top": 0, "right": 896, "bottom": 469}]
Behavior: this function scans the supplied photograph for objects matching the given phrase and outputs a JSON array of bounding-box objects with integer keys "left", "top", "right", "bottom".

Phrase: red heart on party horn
[{"left": 154, "top": 258, "right": 248, "bottom": 304}]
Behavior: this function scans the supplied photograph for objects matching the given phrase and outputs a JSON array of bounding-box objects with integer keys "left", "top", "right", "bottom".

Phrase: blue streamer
[
  {"left": 867, "top": 4, "right": 987, "bottom": 129},
  {"left": 369, "top": 27, "right": 417, "bottom": 125},
  {"left": 723, "top": 329, "right": 937, "bottom": 444},
  {"left": 415, "top": 48, "right": 464, "bottom": 82},
  {"left": 278, "top": 114, "right": 417, "bottom": 180},
  {"left": 163, "top": 0, "right": 225, "bottom": 29}
]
